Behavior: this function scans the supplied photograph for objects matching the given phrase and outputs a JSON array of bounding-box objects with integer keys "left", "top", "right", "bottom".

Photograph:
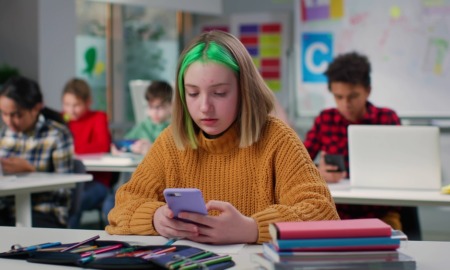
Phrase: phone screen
[{"left": 324, "top": 154, "right": 346, "bottom": 172}]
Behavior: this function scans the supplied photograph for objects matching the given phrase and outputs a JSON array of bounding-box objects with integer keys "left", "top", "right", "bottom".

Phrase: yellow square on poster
[
  {"left": 266, "top": 79, "right": 281, "bottom": 92},
  {"left": 252, "top": 58, "right": 261, "bottom": 68},
  {"left": 330, "top": 0, "right": 344, "bottom": 19},
  {"left": 260, "top": 34, "right": 282, "bottom": 46},
  {"left": 261, "top": 47, "right": 281, "bottom": 58}
]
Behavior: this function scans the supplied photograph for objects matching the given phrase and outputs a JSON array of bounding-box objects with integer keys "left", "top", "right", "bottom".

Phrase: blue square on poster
[{"left": 302, "top": 33, "right": 333, "bottom": 83}]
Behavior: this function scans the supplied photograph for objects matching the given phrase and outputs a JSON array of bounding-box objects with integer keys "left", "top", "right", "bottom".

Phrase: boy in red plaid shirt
[{"left": 303, "top": 52, "right": 403, "bottom": 230}]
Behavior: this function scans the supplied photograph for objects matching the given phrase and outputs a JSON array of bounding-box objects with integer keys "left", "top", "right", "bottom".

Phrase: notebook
[{"left": 348, "top": 125, "right": 441, "bottom": 190}]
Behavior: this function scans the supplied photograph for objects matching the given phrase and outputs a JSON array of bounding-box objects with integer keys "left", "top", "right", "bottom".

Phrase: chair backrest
[
  {"left": 73, "top": 159, "right": 86, "bottom": 173},
  {"left": 129, "top": 80, "right": 151, "bottom": 124}
]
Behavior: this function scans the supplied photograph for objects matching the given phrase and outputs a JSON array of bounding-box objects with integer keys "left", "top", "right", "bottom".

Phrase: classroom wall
[
  {"left": 0, "top": 0, "right": 39, "bottom": 81},
  {"left": 38, "top": 0, "right": 76, "bottom": 110},
  {"left": 0, "top": 0, "right": 76, "bottom": 110}
]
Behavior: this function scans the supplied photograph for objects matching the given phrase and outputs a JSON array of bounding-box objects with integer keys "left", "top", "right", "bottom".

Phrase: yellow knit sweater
[{"left": 106, "top": 116, "right": 339, "bottom": 243}]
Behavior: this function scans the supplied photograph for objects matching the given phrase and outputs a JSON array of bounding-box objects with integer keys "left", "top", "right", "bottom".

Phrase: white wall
[
  {"left": 0, "top": 0, "right": 76, "bottom": 110},
  {"left": 0, "top": 0, "right": 39, "bottom": 80},
  {"left": 38, "top": 0, "right": 76, "bottom": 110}
]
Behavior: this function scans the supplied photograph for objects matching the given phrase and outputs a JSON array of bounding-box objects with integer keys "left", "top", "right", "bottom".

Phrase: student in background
[
  {"left": 303, "top": 52, "right": 402, "bottom": 229},
  {"left": 103, "top": 80, "right": 173, "bottom": 222},
  {"left": 62, "top": 78, "right": 112, "bottom": 228},
  {"left": 0, "top": 76, "right": 73, "bottom": 227},
  {"left": 113, "top": 80, "right": 173, "bottom": 155},
  {"left": 106, "top": 30, "right": 339, "bottom": 244}
]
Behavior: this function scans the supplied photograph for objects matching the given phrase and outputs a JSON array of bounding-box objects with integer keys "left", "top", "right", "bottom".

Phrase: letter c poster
[{"left": 301, "top": 33, "right": 333, "bottom": 83}]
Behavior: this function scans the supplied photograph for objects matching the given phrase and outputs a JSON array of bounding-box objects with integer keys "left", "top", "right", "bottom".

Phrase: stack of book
[{"left": 252, "top": 218, "right": 416, "bottom": 270}]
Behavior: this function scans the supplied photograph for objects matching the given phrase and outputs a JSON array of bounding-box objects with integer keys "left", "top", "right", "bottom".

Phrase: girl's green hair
[{"left": 177, "top": 41, "right": 240, "bottom": 148}]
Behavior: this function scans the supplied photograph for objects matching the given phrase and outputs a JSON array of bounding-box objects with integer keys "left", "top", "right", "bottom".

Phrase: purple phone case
[{"left": 163, "top": 188, "right": 207, "bottom": 217}]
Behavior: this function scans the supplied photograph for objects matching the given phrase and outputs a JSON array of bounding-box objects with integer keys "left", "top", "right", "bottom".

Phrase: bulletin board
[{"left": 295, "top": 0, "right": 450, "bottom": 118}]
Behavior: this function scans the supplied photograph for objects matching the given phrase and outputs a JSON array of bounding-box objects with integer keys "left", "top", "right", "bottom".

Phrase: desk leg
[{"left": 15, "top": 193, "right": 32, "bottom": 227}]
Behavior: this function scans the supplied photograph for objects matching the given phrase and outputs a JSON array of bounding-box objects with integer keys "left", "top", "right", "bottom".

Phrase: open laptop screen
[{"left": 348, "top": 125, "right": 441, "bottom": 191}]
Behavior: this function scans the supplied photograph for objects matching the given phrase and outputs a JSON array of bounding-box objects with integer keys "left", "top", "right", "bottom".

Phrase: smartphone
[
  {"left": 163, "top": 188, "right": 208, "bottom": 220},
  {"left": 113, "top": 139, "right": 137, "bottom": 152},
  {"left": 324, "top": 154, "right": 346, "bottom": 172}
]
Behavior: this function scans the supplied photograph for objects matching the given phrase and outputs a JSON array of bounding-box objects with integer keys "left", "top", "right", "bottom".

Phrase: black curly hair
[{"left": 324, "top": 51, "right": 371, "bottom": 91}]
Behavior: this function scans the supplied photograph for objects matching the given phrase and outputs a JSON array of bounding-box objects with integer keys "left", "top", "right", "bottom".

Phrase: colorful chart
[
  {"left": 239, "top": 23, "right": 283, "bottom": 91},
  {"left": 301, "top": 0, "right": 344, "bottom": 22}
]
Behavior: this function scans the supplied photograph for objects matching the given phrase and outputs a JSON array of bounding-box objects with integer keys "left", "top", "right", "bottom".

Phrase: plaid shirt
[
  {"left": 304, "top": 102, "right": 401, "bottom": 171},
  {"left": 303, "top": 102, "right": 402, "bottom": 223},
  {"left": 0, "top": 114, "right": 74, "bottom": 226},
  {"left": 0, "top": 115, "right": 73, "bottom": 173}
]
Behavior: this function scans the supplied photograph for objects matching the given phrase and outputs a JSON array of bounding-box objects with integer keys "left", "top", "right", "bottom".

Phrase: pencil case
[
  {"left": 28, "top": 244, "right": 234, "bottom": 269},
  {"left": 0, "top": 240, "right": 125, "bottom": 260},
  {"left": 1, "top": 238, "right": 235, "bottom": 270}
]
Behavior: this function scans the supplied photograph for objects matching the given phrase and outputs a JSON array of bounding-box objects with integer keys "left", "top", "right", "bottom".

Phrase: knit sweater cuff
[
  {"left": 129, "top": 201, "right": 166, "bottom": 235},
  {"left": 252, "top": 208, "right": 281, "bottom": 244}
]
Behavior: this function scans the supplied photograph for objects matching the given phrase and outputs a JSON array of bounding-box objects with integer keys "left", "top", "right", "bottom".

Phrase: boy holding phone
[
  {"left": 303, "top": 52, "right": 403, "bottom": 230},
  {"left": 111, "top": 81, "right": 173, "bottom": 156}
]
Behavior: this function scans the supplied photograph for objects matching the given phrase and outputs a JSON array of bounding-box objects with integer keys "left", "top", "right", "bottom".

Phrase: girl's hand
[
  {"left": 154, "top": 200, "right": 258, "bottom": 244},
  {"left": 169, "top": 200, "right": 258, "bottom": 244},
  {"left": 153, "top": 204, "right": 200, "bottom": 239}
]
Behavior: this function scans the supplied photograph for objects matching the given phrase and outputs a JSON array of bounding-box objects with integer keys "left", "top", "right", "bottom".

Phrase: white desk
[
  {"left": 76, "top": 153, "right": 142, "bottom": 172},
  {"left": 0, "top": 173, "right": 92, "bottom": 227},
  {"left": 0, "top": 227, "right": 449, "bottom": 269},
  {"left": 328, "top": 179, "right": 450, "bottom": 207}
]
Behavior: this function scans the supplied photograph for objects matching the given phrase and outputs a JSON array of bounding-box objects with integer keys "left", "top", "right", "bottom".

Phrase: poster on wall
[
  {"left": 230, "top": 13, "right": 290, "bottom": 93},
  {"left": 295, "top": 0, "right": 450, "bottom": 118},
  {"left": 76, "top": 35, "right": 107, "bottom": 110}
]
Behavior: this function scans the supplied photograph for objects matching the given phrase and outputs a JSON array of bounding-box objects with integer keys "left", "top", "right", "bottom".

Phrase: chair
[
  {"left": 129, "top": 80, "right": 151, "bottom": 124},
  {"left": 69, "top": 159, "right": 105, "bottom": 229},
  {"left": 68, "top": 159, "right": 86, "bottom": 228}
]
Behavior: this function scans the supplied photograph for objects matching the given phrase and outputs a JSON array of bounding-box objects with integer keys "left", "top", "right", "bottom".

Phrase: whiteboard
[{"left": 294, "top": 0, "right": 450, "bottom": 118}]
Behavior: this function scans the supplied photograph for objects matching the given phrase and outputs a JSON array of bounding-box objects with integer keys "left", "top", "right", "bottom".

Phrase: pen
[
  {"left": 60, "top": 235, "right": 100, "bottom": 252},
  {"left": 71, "top": 245, "right": 99, "bottom": 253},
  {"left": 23, "top": 242, "right": 62, "bottom": 252},
  {"left": 78, "top": 247, "right": 136, "bottom": 264},
  {"left": 179, "top": 255, "right": 232, "bottom": 270},
  {"left": 168, "top": 251, "right": 214, "bottom": 269},
  {"left": 80, "top": 243, "right": 123, "bottom": 258},
  {"left": 140, "top": 246, "right": 177, "bottom": 260},
  {"left": 153, "top": 246, "right": 176, "bottom": 255},
  {"left": 164, "top": 238, "right": 179, "bottom": 246}
]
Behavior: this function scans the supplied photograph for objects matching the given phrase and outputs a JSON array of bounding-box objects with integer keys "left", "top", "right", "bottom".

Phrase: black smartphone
[{"left": 324, "top": 154, "right": 346, "bottom": 172}]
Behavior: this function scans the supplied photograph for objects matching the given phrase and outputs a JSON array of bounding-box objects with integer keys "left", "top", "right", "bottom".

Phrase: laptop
[{"left": 348, "top": 125, "right": 441, "bottom": 191}]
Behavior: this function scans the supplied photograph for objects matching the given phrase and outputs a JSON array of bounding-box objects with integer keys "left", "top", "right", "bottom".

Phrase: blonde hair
[{"left": 172, "top": 30, "right": 275, "bottom": 150}]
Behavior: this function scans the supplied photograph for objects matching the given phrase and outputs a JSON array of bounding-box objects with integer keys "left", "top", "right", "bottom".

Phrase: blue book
[{"left": 272, "top": 236, "right": 400, "bottom": 251}]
